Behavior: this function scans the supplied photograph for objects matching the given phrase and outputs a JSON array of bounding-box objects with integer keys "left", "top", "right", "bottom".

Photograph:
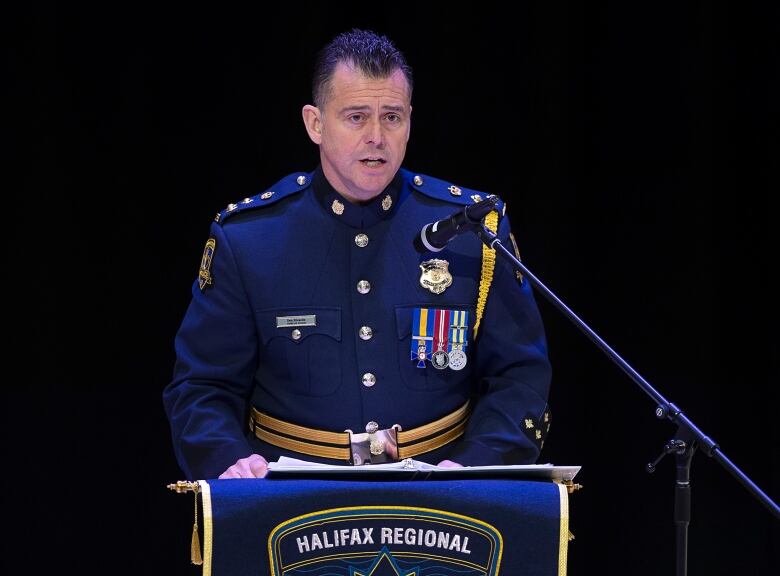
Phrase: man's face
[{"left": 303, "top": 62, "right": 411, "bottom": 203}]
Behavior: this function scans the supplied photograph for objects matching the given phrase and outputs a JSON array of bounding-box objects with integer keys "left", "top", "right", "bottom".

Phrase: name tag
[{"left": 276, "top": 315, "right": 317, "bottom": 328}]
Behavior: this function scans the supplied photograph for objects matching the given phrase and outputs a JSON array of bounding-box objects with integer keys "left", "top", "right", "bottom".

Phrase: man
[{"left": 164, "top": 29, "right": 551, "bottom": 480}]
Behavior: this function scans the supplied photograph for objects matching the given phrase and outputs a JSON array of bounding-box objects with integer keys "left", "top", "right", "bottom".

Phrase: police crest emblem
[
  {"left": 419, "top": 259, "right": 452, "bottom": 294},
  {"left": 198, "top": 238, "right": 216, "bottom": 291}
]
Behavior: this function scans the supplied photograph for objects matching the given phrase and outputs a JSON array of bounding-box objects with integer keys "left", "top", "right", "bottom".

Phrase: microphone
[{"left": 413, "top": 195, "right": 499, "bottom": 253}]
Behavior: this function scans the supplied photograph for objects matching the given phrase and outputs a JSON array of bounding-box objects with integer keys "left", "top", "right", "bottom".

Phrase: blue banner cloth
[{"left": 198, "top": 478, "right": 569, "bottom": 575}]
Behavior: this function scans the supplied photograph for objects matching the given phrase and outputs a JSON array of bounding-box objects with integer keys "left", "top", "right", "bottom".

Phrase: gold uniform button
[
  {"left": 359, "top": 326, "right": 373, "bottom": 340},
  {"left": 362, "top": 373, "right": 376, "bottom": 387},
  {"left": 356, "top": 280, "right": 371, "bottom": 294},
  {"left": 413, "top": 175, "right": 424, "bottom": 186},
  {"left": 355, "top": 233, "right": 369, "bottom": 247}
]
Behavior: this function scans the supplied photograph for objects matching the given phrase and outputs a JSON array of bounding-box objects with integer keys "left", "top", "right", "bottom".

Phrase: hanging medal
[
  {"left": 448, "top": 309, "right": 469, "bottom": 371},
  {"left": 431, "top": 309, "right": 451, "bottom": 370},
  {"left": 411, "top": 308, "right": 433, "bottom": 368}
]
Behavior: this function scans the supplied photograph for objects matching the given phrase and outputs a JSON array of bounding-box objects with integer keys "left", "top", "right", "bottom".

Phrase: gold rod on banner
[{"left": 167, "top": 480, "right": 199, "bottom": 493}]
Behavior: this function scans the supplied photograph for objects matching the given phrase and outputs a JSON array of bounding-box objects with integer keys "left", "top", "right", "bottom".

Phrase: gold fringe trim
[
  {"left": 474, "top": 210, "right": 499, "bottom": 339},
  {"left": 200, "top": 480, "right": 214, "bottom": 576},
  {"left": 557, "top": 483, "right": 570, "bottom": 576}
]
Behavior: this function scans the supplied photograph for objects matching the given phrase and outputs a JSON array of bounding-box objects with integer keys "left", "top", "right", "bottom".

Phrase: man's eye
[
  {"left": 349, "top": 114, "right": 364, "bottom": 122},
  {"left": 385, "top": 114, "right": 400, "bottom": 122}
]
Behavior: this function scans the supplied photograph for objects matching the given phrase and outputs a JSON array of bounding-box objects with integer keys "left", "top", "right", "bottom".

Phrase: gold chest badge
[{"left": 419, "top": 259, "right": 453, "bottom": 294}]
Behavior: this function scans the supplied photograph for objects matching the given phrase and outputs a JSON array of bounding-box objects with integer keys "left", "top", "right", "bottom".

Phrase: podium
[{"left": 179, "top": 469, "right": 576, "bottom": 575}]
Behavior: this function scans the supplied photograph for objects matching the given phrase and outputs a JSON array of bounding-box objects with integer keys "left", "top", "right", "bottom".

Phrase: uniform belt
[{"left": 249, "top": 400, "right": 471, "bottom": 463}]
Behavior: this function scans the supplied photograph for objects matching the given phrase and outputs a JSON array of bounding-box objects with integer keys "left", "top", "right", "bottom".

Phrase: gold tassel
[
  {"left": 191, "top": 523, "right": 203, "bottom": 565},
  {"left": 191, "top": 482, "right": 203, "bottom": 565}
]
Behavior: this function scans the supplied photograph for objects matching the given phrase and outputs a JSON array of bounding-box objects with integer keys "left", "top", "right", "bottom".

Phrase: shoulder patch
[
  {"left": 403, "top": 169, "right": 504, "bottom": 213},
  {"left": 214, "top": 172, "right": 312, "bottom": 224},
  {"left": 198, "top": 237, "right": 216, "bottom": 291}
]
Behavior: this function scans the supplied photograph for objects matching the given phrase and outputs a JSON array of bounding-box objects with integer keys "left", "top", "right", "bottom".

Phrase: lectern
[{"left": 170, "top": 465, "right": 579, "bottom": 576}]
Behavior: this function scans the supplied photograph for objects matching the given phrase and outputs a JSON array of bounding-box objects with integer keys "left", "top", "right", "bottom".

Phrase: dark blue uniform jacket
[{"left": 164, "top": 167, "right": 551, "bottom": 479}]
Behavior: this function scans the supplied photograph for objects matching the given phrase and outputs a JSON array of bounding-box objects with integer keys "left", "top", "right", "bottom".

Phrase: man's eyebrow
[
  {"left": 382, "top": 104, "right": 406, "bottom": 113},
  {"left": 338, "top": 104, "right": 407, "bottom": 114}
]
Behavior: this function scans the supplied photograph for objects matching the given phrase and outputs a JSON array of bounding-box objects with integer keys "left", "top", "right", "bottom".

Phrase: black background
[{"left": 8, "top": 2, "right": 777, "bottom": 574}]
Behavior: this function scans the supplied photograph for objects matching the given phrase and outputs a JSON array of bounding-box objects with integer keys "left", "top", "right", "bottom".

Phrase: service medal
[
  {"left": 431, "top": 308, "right": 452, "bottom": 370},
  {"left": 419, "top": 259, "right": 453, "bottom": 295},
  {"left": 411, "top": 308, "right": 433, "bottom": 368},
  {"left": 448, "top": 348, "right": 468, "bottom": 370},
  {"left": 431, "top": 349, "right": 450, "bottom": 370},
  {"left": 449, "top": 310, "right": 469, "bottom": 371}
]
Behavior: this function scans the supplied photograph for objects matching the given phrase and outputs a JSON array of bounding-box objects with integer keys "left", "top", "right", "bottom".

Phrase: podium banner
[{"left": 197, "top": 478, "right": 570, "bottom": 575}]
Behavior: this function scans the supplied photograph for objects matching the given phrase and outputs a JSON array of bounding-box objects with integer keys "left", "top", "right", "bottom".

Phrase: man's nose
[{"left": 364, "top": 119, "right": 384, "bottom": 146}]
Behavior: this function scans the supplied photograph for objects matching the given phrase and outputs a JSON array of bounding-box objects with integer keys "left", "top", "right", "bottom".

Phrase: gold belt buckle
[{"left": 346, "top": 422, "right": 401, "bottom": 465}]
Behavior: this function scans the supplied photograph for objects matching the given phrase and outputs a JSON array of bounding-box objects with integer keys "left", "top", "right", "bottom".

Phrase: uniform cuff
[
  {"left": 183, "top": 438, "right": 254, "bottom": 480},
  {"left": 447, "top": 439, "right": 504, "bottom": 466}
]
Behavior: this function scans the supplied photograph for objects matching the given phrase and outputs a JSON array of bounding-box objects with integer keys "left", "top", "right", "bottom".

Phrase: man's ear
[
  {"left": 302, "top": 105, "right": 322, "bottom": 144},
  {"left": 406, "top": 104, "right": 412, "bottom": 143}
]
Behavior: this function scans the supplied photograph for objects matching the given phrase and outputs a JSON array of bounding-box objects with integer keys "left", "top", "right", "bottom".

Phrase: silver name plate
[{"left": 276, "top": 315, "right": 317, "bottom": 328}]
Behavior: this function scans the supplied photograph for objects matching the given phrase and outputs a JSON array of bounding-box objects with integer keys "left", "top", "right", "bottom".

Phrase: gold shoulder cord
[{"left": 473, "top": 210, "right": 499, "bottom": 339}]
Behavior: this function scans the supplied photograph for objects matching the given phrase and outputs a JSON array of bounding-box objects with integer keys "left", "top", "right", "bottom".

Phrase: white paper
[{"left": 267, "top": 456, "right": 580, "bottom": 481}]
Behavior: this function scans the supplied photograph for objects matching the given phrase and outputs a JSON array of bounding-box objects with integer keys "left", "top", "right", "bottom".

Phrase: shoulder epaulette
[
  {"left": 403, "top": 169, "right": 505, "bottom": 216},
  {"left": 214, "top": 172, "right": 312, "bottom": 224}
]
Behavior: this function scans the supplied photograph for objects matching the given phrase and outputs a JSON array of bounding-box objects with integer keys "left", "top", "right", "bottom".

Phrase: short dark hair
[{"left": 312, "top": 29, "right": 413, "bottom": 108}]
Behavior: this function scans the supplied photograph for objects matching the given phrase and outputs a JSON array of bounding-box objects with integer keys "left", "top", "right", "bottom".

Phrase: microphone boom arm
[{"left": 473, "top": 223, "right": 779, "bottom": 528}]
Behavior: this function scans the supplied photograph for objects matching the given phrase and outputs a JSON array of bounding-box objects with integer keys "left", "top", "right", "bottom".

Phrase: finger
[
  {"left": 248, "top": 455, "right": 269, "bottom": 478},
  {"left": 250, "top": 462, "right": 268, "bottom": 478},
  {"left": 220, "top": 462, "right": 251, "bottom": 479},
  {"left": 219, "top": 467, "right": 241, "bottom": 479}
]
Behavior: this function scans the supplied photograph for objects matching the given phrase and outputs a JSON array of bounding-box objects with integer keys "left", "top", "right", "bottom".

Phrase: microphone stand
[{"left": 473, "top": 223, "right": 779, "bottom": 576}]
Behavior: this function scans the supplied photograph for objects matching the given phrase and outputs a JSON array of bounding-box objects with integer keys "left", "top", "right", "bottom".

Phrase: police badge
[
  {"left": 419, "top": 259, "right": 453, "bottom": 294},
  {"left": 198, "top": 238, "right": 216, "bottom": 291}
]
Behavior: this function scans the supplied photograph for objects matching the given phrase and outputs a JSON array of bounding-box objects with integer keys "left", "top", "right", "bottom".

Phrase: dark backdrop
[{"left": 8, "top": 2, "right": 777, "bottom": 574}]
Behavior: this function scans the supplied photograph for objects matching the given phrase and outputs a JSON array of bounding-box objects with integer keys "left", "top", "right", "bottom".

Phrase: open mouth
[{"left": 361, "top": 158, "right": 386, "bottom": 168}]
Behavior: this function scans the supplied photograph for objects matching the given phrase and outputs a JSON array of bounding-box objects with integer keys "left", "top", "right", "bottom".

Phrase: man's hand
[
  {"left": 436, "top": 459, "right": 463, "bottom": 468},
  {"left": 218, "top": 454, "right": 268, "bottom": 479}
]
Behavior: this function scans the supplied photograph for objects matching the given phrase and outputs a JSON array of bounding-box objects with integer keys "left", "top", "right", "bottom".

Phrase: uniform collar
[{"left": 312, "top": 166, "right": 402, "bottom": 229}]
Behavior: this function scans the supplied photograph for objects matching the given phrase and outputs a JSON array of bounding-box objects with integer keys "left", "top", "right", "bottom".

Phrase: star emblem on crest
[{"left": 349, "top": 546, "right": 419, "bottom": 576}]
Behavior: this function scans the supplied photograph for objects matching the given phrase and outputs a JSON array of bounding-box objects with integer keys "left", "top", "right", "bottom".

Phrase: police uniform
[{"left": 163, "top": 167, "right": 551, "bottom": 480}]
